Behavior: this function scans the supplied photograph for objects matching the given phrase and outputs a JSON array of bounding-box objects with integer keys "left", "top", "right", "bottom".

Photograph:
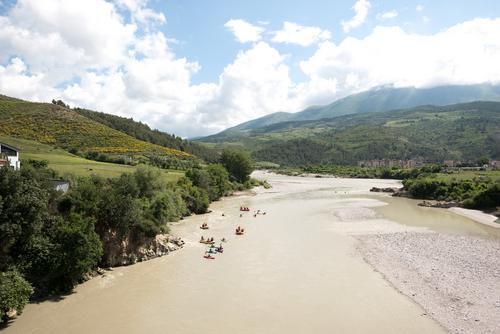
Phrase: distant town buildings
[
  {"left": 0, "top": 142, "right": 20, "bottom": 170},
  {"left": 443, "top": 160, "right": 460, "bottom": 168},
  {"left": 358, "top": 158, "right": 424, "bottom": 169},
  {"left": 489, "top": 160, "right": 500, "bottom": 170},
  {"left": 358, "top": 158, "right": 500, "bottom": 170}
]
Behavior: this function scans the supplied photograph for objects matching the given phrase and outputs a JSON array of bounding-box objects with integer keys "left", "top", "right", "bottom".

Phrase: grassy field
[{"left": 0, "top": 135, "right": 184, "bottom": 182}]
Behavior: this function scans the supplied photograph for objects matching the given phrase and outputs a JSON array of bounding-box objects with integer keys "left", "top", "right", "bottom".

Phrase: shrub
[
  {"left": 0, "top": 269, "right": 33, "bottom": 323},
  {"left": 469, "top": 182, "right": 500, "bottom": 209}
]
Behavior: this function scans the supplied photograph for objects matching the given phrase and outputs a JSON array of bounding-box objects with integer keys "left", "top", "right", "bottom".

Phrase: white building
[{"left": 0, "top": 143, "right": 20, "bottom": 170}]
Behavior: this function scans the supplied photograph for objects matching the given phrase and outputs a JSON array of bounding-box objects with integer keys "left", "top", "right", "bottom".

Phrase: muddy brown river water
[{"left": 4, "top": 172, "right": 499, "bottom": 334}]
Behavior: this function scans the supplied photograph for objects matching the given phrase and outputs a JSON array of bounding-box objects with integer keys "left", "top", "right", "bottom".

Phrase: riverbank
[
  {"left": 4, "top": 172, "right": 499, "bottom": 334},
  {"left": 448, "top": 207, "right": 499, "bottom": 228},
  {"left": 271, "top": 166, "right": 500, "bottom": 221},
  {"left": 370, "top": 186, "right": 500, "bottom": 228},
  {"left": 356, "top": 232, "right": 500, "bottom": 334}
]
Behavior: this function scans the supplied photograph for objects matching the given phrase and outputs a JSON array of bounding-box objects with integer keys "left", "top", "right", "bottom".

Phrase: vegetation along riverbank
[
  {"left": 272, "top": 164, "right": 500, "bottom": 219},
  {"left": 0, "top": 148, "right": 264, "bottom": 324}
]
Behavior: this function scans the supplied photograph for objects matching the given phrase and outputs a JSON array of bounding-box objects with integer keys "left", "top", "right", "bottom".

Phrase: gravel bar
[{"left": 356, "top": 232, "right": 500, "bottom": 334}]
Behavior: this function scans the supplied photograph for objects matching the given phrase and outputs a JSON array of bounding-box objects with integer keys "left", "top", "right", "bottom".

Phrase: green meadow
[{"left": 0, "top": 135, "right": 184, "bottom": 182}]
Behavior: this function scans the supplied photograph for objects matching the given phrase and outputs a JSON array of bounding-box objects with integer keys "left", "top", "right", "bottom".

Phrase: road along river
[{"left": 4, "top": 172, "right": 499, "bottom": 334}]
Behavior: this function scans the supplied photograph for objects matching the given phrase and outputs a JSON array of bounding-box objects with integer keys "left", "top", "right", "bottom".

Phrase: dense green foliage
[
  {"left": 186, "top": 164, "right": 231, "bottom": 201},
  {"left": 221, "top": 149, "right": 253, "bottom": 183},
  {"left": 403, "top": 175, "right": 500, "bottom": 209},
  {"left": 0, "top": 269, "right": 33, "bottom": 323},
  {"left": 74, "top": 108, "right": 218, "bottom": 162},
  {"left": 201, "top": 102, "right": 500, "bottom": 166},
  {"left": 0, "top": 165, "right": 103, "bottom": 299},
  {"left": 0, "top": 151, "right": 262, "bottom": 321},
  {"left": 59, "top": 166, "right": 193, "bottom": 265}
]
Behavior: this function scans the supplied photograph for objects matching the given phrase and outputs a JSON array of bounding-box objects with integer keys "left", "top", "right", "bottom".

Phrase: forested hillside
[
  {"left": 74, "top": 108, "right": 218, "bottom": 162},
  {"left": 201, "top": 102, "right": 500, "bottom": 166}
]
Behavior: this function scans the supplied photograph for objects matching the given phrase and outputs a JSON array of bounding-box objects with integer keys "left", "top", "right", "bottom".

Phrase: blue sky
[
  {"left": 0, "top": 0, "right": 500, "bottom": 137},
  {"left": 157, "top": 0, "right": 500, "bottom": 83}
]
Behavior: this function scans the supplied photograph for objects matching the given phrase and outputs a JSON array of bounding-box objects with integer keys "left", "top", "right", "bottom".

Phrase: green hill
[
  {"left": 0, "top": 95, "right": 192, "bottom": 159},
  {"left": 0, "top": 135, "right": 184, "bottom": 182},
  {"left": 200, "top": 102, "right": 500, "bottom": 166},
  {"left": 203, "top": 84, "right": 500, "bottom": 140},
  {"left": 74, "top": 108, "right": 218, "bottom": 161}
]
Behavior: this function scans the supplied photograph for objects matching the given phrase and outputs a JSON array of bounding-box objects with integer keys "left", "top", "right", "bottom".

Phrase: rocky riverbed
[{"left": 356, "top": 232, "right": 500, "bottom": 334}]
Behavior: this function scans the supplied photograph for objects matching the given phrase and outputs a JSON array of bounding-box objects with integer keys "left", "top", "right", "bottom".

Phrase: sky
[{"left": 1, "top": 0, "right": 500, "bottom": 137}]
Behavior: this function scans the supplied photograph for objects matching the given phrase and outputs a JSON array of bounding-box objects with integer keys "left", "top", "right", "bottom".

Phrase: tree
[
  {"left": 220, "top": 149, "right": 253, "bottom": 183},
  {"left": 206, "top": 164, "right": 230, "bottom": 200},
  {"left": 476, "top": 156, "right": 489, "bottom": 166},
  {"left": 0, "top": 167, "right": 49, "bottom": 271},
  {"left": 176, "top": 177, "right": 209, "bottom": 214},
  {"left": 186, "top": 164, "right": 230, "bottom": 201}
]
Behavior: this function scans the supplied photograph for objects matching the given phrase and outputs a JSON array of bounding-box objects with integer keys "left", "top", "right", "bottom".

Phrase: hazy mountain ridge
[
  {"left": 203, "top": 84, "right": 500, "bottom": 141},
  {"left": 200, "top": 101, "right": 500, "bottom": 166}
]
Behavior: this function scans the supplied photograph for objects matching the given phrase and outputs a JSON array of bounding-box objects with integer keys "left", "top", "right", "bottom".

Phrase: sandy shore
[
  {"left": 449, "top": 207, "right": 499, "bottom": 228},
  {"left": 356, "top": 232, "right": 500, "bottom": 334}
]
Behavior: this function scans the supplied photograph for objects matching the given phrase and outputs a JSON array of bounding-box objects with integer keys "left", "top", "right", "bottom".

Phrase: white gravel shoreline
[
  {"left": 448, "top": 207, "right": 500, "bottom": 228},
  {"left": 356, "top": 232, "right": 500, "bottom": 334}
]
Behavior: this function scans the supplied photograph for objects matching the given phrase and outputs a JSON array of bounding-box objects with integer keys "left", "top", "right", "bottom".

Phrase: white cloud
[
  {"left": 301, "top": 18, "right": 500, "bottom": 93},
  {"left": 0, "top": 0, "right": 136, "bottom": 83},
  {"left": 224, "top": 19, "right": 265, "bottom": 43},
  {"left": 416, "top": 5, "right": 424, "bottom": 12},
  {"left": 0, "top": 57, "right": 57, "bottom": 100},
  {"left": 378, "top": 10, "right": 398, "bottom": 20},
  {"left": 271, "top": 21, "right": 331, "bottom": 47},
  {"left": 192, "top": 42, "right": 337, "bottom": 134},
  {"left": 1, "top": 0, "right": 500, "bottom": 138},
  {"left": 342, "top": 0, "right": 371, "bottom": 33},
  {"left": 113, "top": 0, "right": 166, "bottom": 25}
]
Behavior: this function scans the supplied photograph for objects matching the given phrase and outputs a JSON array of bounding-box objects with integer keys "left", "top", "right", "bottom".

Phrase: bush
[
  {"left": 469, "top": 182, "right": 500, "bottom": 209},
  {"left": 0, "top": 269, "right": 33, "bottom": 323},
  {"left": 177, "top": 177, "right": 210, "bottom": 214}
]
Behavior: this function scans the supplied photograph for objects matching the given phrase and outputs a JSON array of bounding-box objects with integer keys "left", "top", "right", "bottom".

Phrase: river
[{"left": 3, "top": 172, "right": 499, "bottom": 334}]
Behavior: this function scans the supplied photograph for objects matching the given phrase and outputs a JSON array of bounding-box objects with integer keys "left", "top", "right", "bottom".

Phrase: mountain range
[
  {"left": 198, "top": 84, "right": 500, "bottom": 166},
  {"left": 203, "top": 83, "right": 500, "bottom": 141}
]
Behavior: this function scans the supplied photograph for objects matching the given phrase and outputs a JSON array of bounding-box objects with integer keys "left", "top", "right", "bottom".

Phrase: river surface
[{"left": 4, "top": 172, "right": 499, "bottom": 334}]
